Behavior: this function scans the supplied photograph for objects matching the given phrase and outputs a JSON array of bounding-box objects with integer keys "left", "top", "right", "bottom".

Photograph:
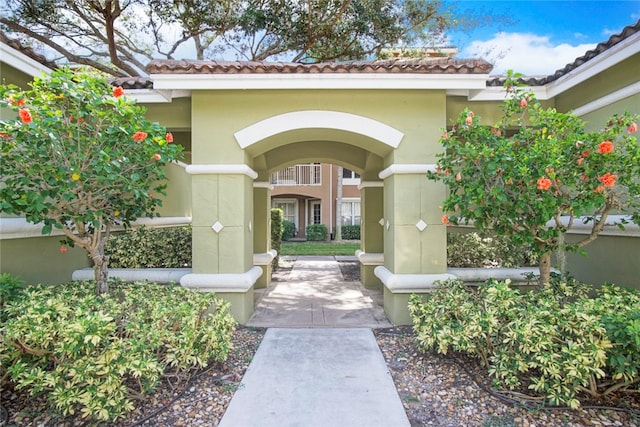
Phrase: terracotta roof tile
[
  {"left": 487, "top": 19, "right": 640, "bottom": 87},
  {"left": 145, "top": 57, "right": 493, "bottom": 75},
  {"left": 0, "top": 32, "right": 58, "bottom": 71}
]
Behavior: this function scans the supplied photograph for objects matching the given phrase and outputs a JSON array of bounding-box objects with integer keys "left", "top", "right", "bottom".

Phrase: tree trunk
[
  {"left": 538, "top": 251, "right": 552, "bottom": 285},
  {"left": 91, "top": 231, "right": 110, "bottom": 295},
  {"left": 336, "top": 166, "right": 343, "bottom": 241}
]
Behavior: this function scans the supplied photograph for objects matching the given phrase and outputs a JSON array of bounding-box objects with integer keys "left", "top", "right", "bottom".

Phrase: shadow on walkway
[{"left": 247, "top": 256, "right": 391, "bottom": 328}]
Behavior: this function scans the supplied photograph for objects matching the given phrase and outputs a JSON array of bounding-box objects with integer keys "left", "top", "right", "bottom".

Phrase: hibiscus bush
[
  {"left": 409, "top": 279, "right": 640, "bottom": 408},
  {"left": 429, "top": 72, "right": 640, "bottom": 283},
  {"left": 0, "top": 68, "right": 182, "bottom": 294},
  {"left": 0, "top": 280, "right": 235, "bottom": 422}
]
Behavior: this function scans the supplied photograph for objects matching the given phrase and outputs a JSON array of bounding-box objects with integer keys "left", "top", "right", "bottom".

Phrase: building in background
[{"left": 271, "top": 164, "right": 360, "bottom": 239}]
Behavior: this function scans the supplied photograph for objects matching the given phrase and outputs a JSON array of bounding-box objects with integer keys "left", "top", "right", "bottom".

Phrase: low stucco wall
[
  {"left": 0, "top": 235, "right": 91, "bottom": 285},
  {"left": 563, "top": 234, "right": 639, "bottom": 290}
]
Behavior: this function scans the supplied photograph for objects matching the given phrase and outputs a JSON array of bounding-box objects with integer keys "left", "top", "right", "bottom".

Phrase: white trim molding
[
  {"left": 379, "top": 164, "right": 437, "bottom": 179},
  {"left": 234, "top": 110, "right": 404, "bottom": 149},
  {"left": 571, "top": 82, "right": 640, "bottom": 116},
  {"left": 0, "top": 216, "right": 192, "bottom": 240},
  {"left": 358, "top": 181, "right": 384, "bottom": 190},
  {"left": 180, "top": 267, "right": 263, "bottom": 293},
  {"left": 253, "top": 250, "right": 277, "bottom": 266},
  {"left": 186, "top": 164, "right": 258, "bottom": 179},
  {"left": 355, "top": 250, "right": 384, "bottom": 266},
  {"left": 374, "top": 266, "right": 456, "bottom": 293},
  {"left": 253, "top": 181, "right": 275, "bottom": 190},
  {"left": 151, "top": 73, "right": 490, "bottom": 91},
  {"left": 0, "top": 41, "right": 54, "bottom": 77}
]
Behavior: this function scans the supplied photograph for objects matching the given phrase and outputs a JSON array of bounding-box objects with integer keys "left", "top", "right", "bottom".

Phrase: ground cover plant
[
  {"left": 409, "top": 278, "right": 640, "bottom": 409},
  {"left": 0, "top": 279, "right": 235, "bottom": 422},
  {"left": 429, "top": 72, "right": 640, "bottom": 283},
  {"left": 107, "top": 225, "right": 191, "bottom": 268},
  {"left": 0, "top": 68, "right": 182, "bottom": 294}
]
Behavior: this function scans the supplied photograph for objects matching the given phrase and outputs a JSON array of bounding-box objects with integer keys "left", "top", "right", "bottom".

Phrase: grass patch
[{"left": 280, "top": 241, "right": 360, "bottom": 256}]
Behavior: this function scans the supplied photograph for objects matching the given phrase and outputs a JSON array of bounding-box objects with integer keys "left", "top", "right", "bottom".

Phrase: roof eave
[
  {"left": 0, "top": 42, "right": 54, "bottom": 77},
  {"left": 149, "top": 72, "right": 491, "bottom": 92}
]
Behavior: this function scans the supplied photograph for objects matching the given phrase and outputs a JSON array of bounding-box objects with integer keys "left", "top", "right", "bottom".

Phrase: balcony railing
[{"left": 270, "top": 164, "right": 321, "bottom": 186}]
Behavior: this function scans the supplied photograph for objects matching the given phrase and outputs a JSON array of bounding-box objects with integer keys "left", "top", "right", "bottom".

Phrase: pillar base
[{"left": 180, "top": 267, "right": 263, "bottom": 324}]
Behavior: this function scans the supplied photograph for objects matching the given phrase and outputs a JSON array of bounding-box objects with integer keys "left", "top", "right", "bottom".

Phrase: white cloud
[{"left": 459, "top": 32, "right": 596, "bottom": 76}]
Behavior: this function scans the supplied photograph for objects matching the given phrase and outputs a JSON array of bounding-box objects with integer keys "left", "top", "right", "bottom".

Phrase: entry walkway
[
  {"left": 219, "top": 257, "right": 408, "bottom": 426},
  {"left": 247, "top": 256, "right": 391, "bottom": 328},
  {"left": 218, "top": 328, "right": 410, "bottom": 427}
]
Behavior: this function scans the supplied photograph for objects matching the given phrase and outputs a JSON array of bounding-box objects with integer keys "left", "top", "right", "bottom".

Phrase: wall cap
[
  {"left": 186, "top": 164, "right": 258, "bottom": 179},
  {"left": 379, "top": 164, "right": 437, "bottom": 179},
  {"left": 180, "top": 267, "right": 263, "bottom": 292},
  {"left": 253, "top": 250, "right": 277, "bottom": 266},
  {"left": 355, "top": 250, "right": 384, "bottom": 265}
]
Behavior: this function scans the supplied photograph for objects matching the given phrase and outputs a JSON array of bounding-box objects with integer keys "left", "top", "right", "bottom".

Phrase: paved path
[
  {"left": 218, "top": 328, "right": 410, "bottom": 427},
  {"left": 247, "top": 256, "right": 391, "bottom": 328}
]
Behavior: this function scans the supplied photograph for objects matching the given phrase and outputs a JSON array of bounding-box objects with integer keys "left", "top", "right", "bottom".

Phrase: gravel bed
[{"left": 374, "top": 326, "right": 639, "bottom": 427}]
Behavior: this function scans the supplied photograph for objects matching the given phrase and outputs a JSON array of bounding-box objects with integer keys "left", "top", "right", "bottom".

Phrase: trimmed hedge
[
  {"left": 271, "top": 208, "right": 284, "bottom": 268},
  {"left": 340, "top": 225, "right": 360, "bottom": 240},
  {"left": 447, "top": 231, "right": 538, "bottom": 268},
  {"left": 106, "top": 225, "right": 191, "bottom": 268},
  {"left": 282, "top": 220, "right": 296, "bottom": 241},
  {"left": 306, "top": 224, "right": 328, "bottom": 241}
]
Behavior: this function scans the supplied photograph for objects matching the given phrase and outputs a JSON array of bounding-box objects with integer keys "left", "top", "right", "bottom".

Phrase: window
[
  {"left": 342, "top": 168, "right": 361, "bottom": 186},
  {"left": 340, "top": 198, "right": 361, "bottom": 226},
  {"left": 311, "top": 201, "right": 321, "bottom": 224},
  {"left": 272, "top": 199, "right": 298, "bottom": 228}
]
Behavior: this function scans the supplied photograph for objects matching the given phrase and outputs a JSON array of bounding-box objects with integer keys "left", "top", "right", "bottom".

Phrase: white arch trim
[{"left": 234, "top": 110, "right": 404, "bottom": 149}]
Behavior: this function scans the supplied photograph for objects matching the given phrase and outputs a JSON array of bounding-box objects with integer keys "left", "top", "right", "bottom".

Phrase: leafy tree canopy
[
  {"left": 0, "top": 0, "right": 512, "bottom": 76},
  {"left": 0, "top": 67, "right": 183, "bottom": 294},
  {"left": 429, "top": 72, "right": 640, "bottom": 284}
]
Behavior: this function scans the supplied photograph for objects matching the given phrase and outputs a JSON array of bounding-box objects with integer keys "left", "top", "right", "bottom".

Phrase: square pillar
[
  {"left": 381, "top": 168, "right": 447, "bottom": 275},
  {"left": 359, "top": 183, "right": 384, "bottom": 290},
  {"left": 253, "top": 182, "right": 273, "bottom": 289}
]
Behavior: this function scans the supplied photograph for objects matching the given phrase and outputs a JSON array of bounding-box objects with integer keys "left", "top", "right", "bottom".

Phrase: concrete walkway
[
  {"left": 219, "top": 257, "right": 408, "bottom": 426},
  {"left": 247, "top": 256, "right": 391, "bottom": 328},
  {"left": 218, "top": 328, "right": 410, "bottom": 427}
]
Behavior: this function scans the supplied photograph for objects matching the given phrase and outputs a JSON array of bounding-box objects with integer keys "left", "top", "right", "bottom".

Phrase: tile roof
[
  {"left": 0, "top": 32, "right": 58, "bottom": 71},
  {"left": 145, "top": 57, "right": 493, "bottom": 75},
  {"left": 486, "top": 19, "right": 640, "bottom": 87}
]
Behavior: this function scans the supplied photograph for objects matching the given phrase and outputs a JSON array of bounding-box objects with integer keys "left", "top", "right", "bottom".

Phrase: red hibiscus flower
[
  {"left": 166, "top": 132, "right": 174, "bottom": 143},
  {"left": 152, "top": 153, "right": 161, "bottom": 161},
  {"left": 520, "top": 99, "right": 528, "bottom": 108},
  {"left": 628, "top": 123, "right": 638, "bottom": 134},
  {"left": 441, "top": 214, "right": 449, "bottom": 225},
  {"left": 18, "top": 108, "right": 32, "bottom": 124},
  {"left": 113, "top": 86, "right": 125, "bottom": 98},
  {"left": 598, "top": 140, "right": 614, "bottom": 154},
  {"left": 132, "top": 131, "right": 148, "bottom": 142},
  {"left": 537, "top": 177, "right": 552, "bottom": 191},
  {"left": 597, "top": 172, "right": 617, "bottom": 187}
]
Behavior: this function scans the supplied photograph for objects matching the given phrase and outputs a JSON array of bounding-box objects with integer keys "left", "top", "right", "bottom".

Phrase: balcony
[{"left": 270, "top": 164, "right": 321, "bottom": 186}]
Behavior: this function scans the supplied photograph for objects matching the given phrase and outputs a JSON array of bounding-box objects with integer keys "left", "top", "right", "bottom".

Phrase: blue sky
[{"left": 445, "top": 1, "right": 640, "bottom": 75}]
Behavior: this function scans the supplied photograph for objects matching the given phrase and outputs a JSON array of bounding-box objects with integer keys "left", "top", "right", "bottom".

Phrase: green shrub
[
  {"left": 271, "top": 208, "right": 284, "bottom": 269},
  {"left": 0, "top": 273, "right": 24, "bottom": 322},
  {"left": 282, "top": 220, "right": 296, "bottom": 241},
  {"left": 338, "top": 225, "right": 361, "bottom": 240},
  {"left": 447, "top": 231, "right": 538, "bottom": 267},
  {"left": 106, "top": 225, "right": 192, "bottom": 268},
  {"left": 306, "top": 224, "right": 328, "bottom": 241},
  {"left": 409, "top": 278, "right": 639, "bottom": 408},
  {"left": 0, "top": 280, "right": 235, "bottom": 422}
]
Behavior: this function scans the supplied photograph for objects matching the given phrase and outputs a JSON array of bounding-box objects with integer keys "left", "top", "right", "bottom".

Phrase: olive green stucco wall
[{"left": 0, "top": 235, "right": 91, "bottom": 285}]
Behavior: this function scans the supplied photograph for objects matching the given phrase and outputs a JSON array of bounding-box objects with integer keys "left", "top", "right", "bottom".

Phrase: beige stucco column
[
  {"left": 179, "top": 165, "right": 261, "bottom": 324},
  {"left": 357, "top": 182, "right": 384, "bottom": 290},
  {"left": 253, "top": 182, "right": 274, "bottom": 289}
]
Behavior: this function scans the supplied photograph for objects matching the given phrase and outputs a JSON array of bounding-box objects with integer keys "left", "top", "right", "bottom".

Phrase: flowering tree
[
  {"left": 429, "top": 73, "right": 640, "bottom": 284},
  {"left": 0, "top": 68, "right": 182, "bottom": 294}
]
